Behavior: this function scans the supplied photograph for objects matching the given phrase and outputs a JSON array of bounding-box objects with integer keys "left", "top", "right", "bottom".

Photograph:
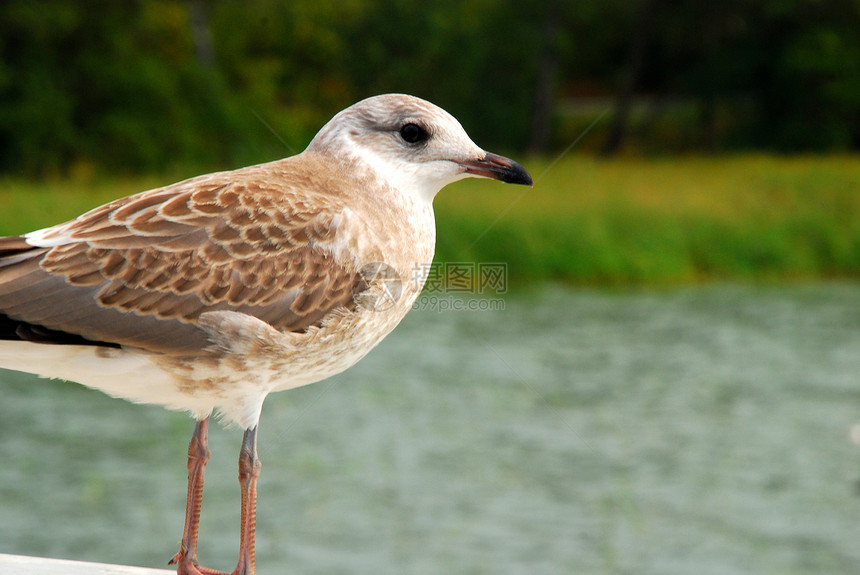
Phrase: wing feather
[{"left": 0, "top": 166, "right": 370, "bottom": 353}]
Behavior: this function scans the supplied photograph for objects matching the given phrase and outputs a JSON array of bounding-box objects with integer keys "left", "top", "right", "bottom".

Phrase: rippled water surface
[{"left": 1, "top": 284, "right": 859, "bottom": 574}]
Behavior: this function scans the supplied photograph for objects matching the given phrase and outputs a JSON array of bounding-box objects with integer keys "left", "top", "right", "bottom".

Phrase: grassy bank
[
  {"left": 437, "top": 154, "right": 860, "bottom": 286},
  {"left": 1, "top": 155, "right": 858, "bottom": 287}
]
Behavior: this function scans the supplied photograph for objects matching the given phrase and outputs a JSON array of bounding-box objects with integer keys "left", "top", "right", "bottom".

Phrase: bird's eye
[{"left": 399, "top": 123, "right": 428, "bottom": 144}]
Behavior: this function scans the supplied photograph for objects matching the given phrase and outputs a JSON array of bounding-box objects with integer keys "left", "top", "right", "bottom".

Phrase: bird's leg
[
  {"left": 169, "top": 420, "right": 261, "bottom": 575},
  {"left": 232, "top": 425, "right": 261, "bottom": 575},
  {"left": 170, "top": 417, "right": 219, "bottom": 574}
]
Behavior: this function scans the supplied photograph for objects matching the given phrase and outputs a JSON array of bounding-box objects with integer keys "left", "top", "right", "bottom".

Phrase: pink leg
[
  {"left": 169, "top": 420, "right": 260, "bottom": 575},
  {"left": 234, "top": 426, "right": 261, "bottom": 575}
]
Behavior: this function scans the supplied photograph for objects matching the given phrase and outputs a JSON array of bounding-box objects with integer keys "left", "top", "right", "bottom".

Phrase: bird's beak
[{"left": 459, "top": 152, "right": 533, "bottom": 186}]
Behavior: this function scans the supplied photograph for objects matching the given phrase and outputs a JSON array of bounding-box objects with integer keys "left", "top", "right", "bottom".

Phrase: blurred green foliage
[
  {"left": 2, "top": 155, "right": 857, "bottom": 285},
  {"left": 434, "top": 155, "right": 860, "bottom": 285},
  {"left": 0, "top": 0, "right": 858, "bottom": 176}
]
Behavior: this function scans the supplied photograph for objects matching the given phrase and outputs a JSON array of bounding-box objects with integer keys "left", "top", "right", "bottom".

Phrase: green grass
[
  {"left": 436, "top": 154, "right": 860, "bottom": 286},
  {"left": 1, "top": 154, "right": 858, "bottom": 287}
]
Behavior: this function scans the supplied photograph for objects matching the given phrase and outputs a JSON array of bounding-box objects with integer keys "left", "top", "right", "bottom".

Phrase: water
[{"left": 1, "top": 284, "right": 859, "bottom": 574}]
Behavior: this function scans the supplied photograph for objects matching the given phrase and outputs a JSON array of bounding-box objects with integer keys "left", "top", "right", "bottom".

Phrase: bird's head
[{"left": 306, "top": 94, "right": 532, "bottom": 202}]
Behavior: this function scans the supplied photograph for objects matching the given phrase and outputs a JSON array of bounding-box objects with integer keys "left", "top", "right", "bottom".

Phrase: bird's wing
[{"left": 0, "top": 169, "right": 370, "bottom": 354}]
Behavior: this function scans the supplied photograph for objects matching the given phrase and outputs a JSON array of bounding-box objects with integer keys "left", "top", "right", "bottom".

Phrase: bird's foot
[{"left": 169, "top": 551, "right": 244, "bottom": 575}]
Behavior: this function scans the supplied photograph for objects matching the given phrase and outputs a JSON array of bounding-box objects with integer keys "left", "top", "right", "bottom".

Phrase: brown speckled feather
[{"left": 0, "top": 163, "right": 368, "bottom": 353}]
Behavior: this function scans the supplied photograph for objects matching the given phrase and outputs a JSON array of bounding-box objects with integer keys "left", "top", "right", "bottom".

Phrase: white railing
[{"left": 0, "top": 554, "right": 172, "bottom": 575}]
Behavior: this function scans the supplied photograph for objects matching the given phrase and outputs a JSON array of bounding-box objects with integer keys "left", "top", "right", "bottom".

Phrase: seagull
[{"left": 0, "top": 94, "right": 532, "bottom": 575}]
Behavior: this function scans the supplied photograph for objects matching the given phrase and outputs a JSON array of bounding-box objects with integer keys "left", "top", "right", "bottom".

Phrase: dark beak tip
[
  {"left": 465, "top": 152, "right": 533, "bottom": 186},
  {"left": 507, "top": 162, "right": 533, "bottom": 186}
]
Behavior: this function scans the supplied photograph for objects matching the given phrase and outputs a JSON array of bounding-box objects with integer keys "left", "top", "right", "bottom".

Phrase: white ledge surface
[{"left": 0, "top": 554, "right": 172, "bottom": 575}]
